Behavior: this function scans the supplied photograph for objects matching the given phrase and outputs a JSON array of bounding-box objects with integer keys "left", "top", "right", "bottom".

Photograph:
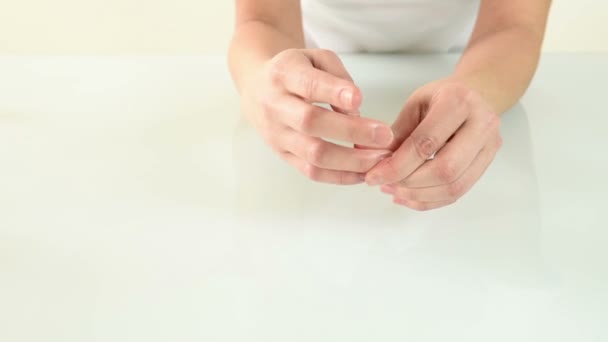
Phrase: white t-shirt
[{"left": 301, "top": 0, "right": 481, "bottom": 53}]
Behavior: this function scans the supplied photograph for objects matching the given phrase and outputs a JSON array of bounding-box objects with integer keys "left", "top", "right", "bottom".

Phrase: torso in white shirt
[{"left": 301, "top": 0, "right": 481, "bottom": 53}]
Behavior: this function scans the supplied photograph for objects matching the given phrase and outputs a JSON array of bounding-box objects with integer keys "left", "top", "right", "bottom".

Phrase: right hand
[{"left": 240, "top": 48, "right": 394, "bottom": 185}]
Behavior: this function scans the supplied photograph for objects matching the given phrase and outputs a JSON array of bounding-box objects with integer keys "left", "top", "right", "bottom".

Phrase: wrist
[{"left": 445, "top": 73, "right": 510, "bottom": 114}]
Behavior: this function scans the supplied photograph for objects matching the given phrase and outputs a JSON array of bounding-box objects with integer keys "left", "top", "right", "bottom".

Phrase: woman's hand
[
  {"left": 366, "top": 79, "right": 503, "bottom": 210},
  {"left": 240, "top": 48, "right": 394, "bottom": 185}
]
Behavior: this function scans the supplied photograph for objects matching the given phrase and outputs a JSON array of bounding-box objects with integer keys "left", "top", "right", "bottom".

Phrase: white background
[{"left": 0, "top": 1, "right": 605, "bottom": 54}]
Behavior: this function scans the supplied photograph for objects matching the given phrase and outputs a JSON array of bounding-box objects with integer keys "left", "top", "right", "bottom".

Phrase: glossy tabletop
[{"left": 0, "top": 54, "right": 606, "bottom": 341}]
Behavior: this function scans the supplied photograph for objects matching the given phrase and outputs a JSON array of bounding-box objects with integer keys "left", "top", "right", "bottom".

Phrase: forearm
[
  {"left": 228, "top": 20, "right": 304, "bottom": 93},
  {"left": 451, "top": 26, "right": 544, "bottom": 114}
]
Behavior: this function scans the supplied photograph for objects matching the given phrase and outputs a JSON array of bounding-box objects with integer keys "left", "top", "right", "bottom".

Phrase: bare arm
[
  {"left": 452, "top": 0, "right": 552, "bottom": 113},
  {"left": 227, "top": 0, "right": 394, "bottom": 185},
  {"left": 366, "top": 0, "right": 552, "bottom": 210},
  {"left": 228, "top": 0, "right": 304, "bottom": 92}
]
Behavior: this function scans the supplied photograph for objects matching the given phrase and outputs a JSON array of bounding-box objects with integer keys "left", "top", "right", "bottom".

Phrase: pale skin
[{"left": 229, "top": 0, "right": 552, "bottom": 210}]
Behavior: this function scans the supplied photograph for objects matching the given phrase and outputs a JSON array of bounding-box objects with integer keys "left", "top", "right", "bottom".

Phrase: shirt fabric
[{"left": 301, "top": 0, "right": 481, "bottom": 53}]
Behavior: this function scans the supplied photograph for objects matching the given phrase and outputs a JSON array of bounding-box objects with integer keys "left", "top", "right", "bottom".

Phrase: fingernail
[
  {"left": 340, "top": 89, "right": 353, "bottom": 107},
  {"left": 393, "top": 198, "right": 410, "bottom": 206},
  {"left": 367, "top": 150, "right": 392, "bottom": 161},
  {"left": 380, "top": 185, "right": 396, "bottom": 195},
  {"left": 372, "top": 125, "right": 394, "bottom": 146},
  {"left": 366, "top": 173, "right": 384, "bottom": 186},
  {"left": 376, "top": 152, "right": 392, "bottom": 161}
]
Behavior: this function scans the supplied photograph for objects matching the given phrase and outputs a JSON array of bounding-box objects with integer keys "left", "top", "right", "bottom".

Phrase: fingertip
[
  {"left": 364, "top": 155, "right": 397, "bottom": 186},
  {"left": 365, "top": 169, "right": 385, "bottom": 186},
  {"left": 339, "top": 85, "right": 362, "bottom": 112},
  {"left": 372, "top": 124, "right": 395, "bottom": 147},
  {"left": 351, "top": 86, "right": 363, "bottom": 109},
  {"left": 393, "top": 197, "right": 410, "bottom": 207},
  {"left": 380, "top": 184, "right": 396, "bottom": 195}
]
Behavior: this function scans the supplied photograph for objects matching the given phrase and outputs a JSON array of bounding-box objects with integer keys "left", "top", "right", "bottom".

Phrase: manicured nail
[
  {"left": 340, "top": 89, "right": 353, "bottom": 107},
  {"left": 366, "top": 173, "right": 384, "bottom": 186},
  {"left": 372, "top": 125, "right": 394, "bottom": 146}
]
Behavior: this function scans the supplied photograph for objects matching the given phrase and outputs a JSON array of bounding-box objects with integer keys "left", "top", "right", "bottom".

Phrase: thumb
[{"left": 389, "top": 95, "right": 425, "bottom": 150}]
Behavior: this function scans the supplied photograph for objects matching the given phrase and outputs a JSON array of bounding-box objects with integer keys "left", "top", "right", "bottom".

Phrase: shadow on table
[
  {"left": 231, "top": 91, "right": 539, "bottom": 223},
  {"left": 225, "top": 58, "right": 558, "bottom": 337},
  {"left": 230, "top": 78, "right": 554, "bottom": 285}
]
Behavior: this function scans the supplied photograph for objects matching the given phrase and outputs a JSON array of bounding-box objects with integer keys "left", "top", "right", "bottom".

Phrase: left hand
[{"left": 365, "top": 79, "right": 503, "bottom": 211}]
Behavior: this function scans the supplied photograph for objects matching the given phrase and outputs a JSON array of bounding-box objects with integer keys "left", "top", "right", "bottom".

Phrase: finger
[
  {"left": 277, "top": 96, "right": 393, "bottom": 147},
  {"left": 302, "top": 49, "right": 361, "bottom": 115},
  {"left": 388, "top": 91, "right": 426, "bottom": 150},
  {"left": 383, "top": 141, "right": 500, "bottom": 202},
  {"left": 399, "top": 111, "right": 500, "bottom": 188},
  {"left": 280, "top": 151, "right": 366, "bottom": 185},
  {"left": 331, "top": 105, "right": 360, "bottom": 116},
  {"left": 392, "top": 198, "right": 456, "bottom": 211},
  {"left": 365, "top": 92, "right": 469, "bottom": 186},
  {"left": 280, "top": 130, "right": 392, "bottom": 173},
  {"left": 303, "top": 49, "right": 354, "bottom": 83},
  {"left": 279, "top": 62, "right": 361, "bottom": 111},
  {"left": 354, "top": 91, "right": 422, "bottom": 151}
]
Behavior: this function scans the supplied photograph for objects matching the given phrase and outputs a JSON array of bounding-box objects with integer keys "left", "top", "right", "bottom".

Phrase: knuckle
[
  {"left": 413, "top": 135, "right": 439, "bottom": 160},
  {"left": 354, "top": 156, "right": 368, "bottom": 173},
  {"left": 303, "top": 163, "right": 321, "bottom": 181},
  {"left": 267, "top": 61, "right": 284, "bottom": 87},
  {"left": 297, "top": 106, "right": 317, "bottom": 133},
  {"left": 319, "top": 48, "right": 336, "bottom": 56},
  {"left": 306, "top": 140, "right": 326, "bottom": 165},
  {"left": 401, "top": 188, "right": 418, "bottom": 201},
  {"left": 267, "top": 49, "right": 300, "bottom": 85},
  {"left": 461, "top": 86, "right": 477, "bottom": 105},
  {"left": 441, "top": 82, "right": 476, "bottom": 108},
  {"left": 397, "top": 178, "right": 410, "bottom": 187},
  {"left": 357, "top": 156, "right": 377, "bottom": 173},
  {"left": 298, "top": 71, "right": 316, "bottom": 98},
  {"left": 452, "top": 82, "right": 473, "bottom": 98},
  {"left": 260, "top": 95, "right": 275, "bottom": 115},
  {"left": 429, "top": 88, "right": 443, "bottom": 105},
  {"left": 275, "top": 48, "right": 299, "bottom": 63},
  {"left": 496, "top": 134, "right": 504, "bottom": 149},
  {"left": 486, "top": 112, "right": 501, "bottom": 129},
  {"left": 436, "top": 159, "right": 459, "bottom": 183},
  {"left": 412, "top": 202, "right": 430, "bottom": 212},
  {"left": 316, "top": 48, "right": 337, "bottom": 60},
  {"left": 282, "top": 48, "right": 299, "bottom": 56},
  {"left": 268, "top": 134, "right": 284, "bottom": 152},
  {"left": 447, "top": 180, "right": 466, "bottom": 198}
]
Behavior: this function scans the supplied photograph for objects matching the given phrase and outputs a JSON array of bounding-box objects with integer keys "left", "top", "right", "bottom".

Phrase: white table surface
[{"left": 0, "top": 54, "right": 606, "bottom": 342}]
